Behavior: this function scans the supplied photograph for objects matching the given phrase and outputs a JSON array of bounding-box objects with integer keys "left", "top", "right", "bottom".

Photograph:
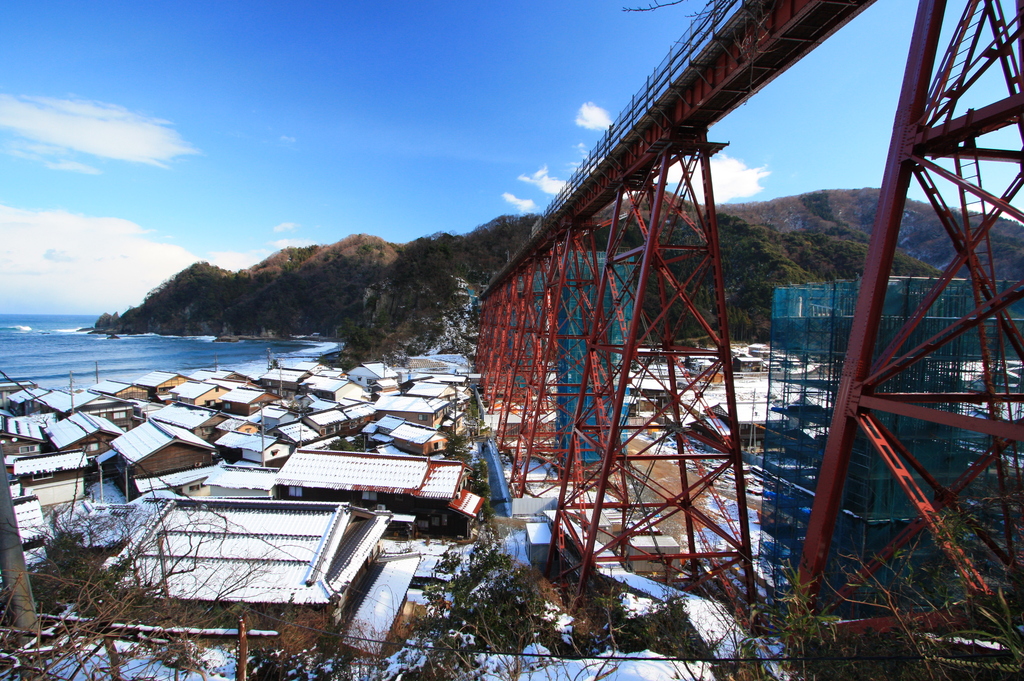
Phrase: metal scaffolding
[{"left": 765, "top": 279, "right": 1023, "bottom": 609}]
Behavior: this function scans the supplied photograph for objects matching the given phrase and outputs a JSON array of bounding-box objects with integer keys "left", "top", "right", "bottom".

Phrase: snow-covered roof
[
  {"left": 375, "top": 378, "right": 399, "bottom": 390},
  {"left": 259, "top": 368, "right": 309, "bottom": 383},
  {"left": 150, "top": 403, "right": 221, "bottom": 429},
  {"left": 349, "top": 363, "right": 397, "bottom": 380},
  {"left": 188, "top": 369, "right": 233, "bottom": 381},
  {"left": 403, "top": 382, "right": 453, "bottom": 399},
  {"left": 122, "top": 498, "right": 389, "bottom": 605},
  {"left": 206, "top": 465, "right": 279, "bottom": 491},
  {"left": 448, "top": 489, "right": 484, "bottom": 518},
  {"left": 275, "top": 421, "right": 321, "bottom": 444},
  {"left": 36, "top": 390, "right": 100, "bottom": 413},
  {"left": 276, "top": 450, "right": 465, "bottom": 499},
  {"left": 298, "top": 395, "right": 338, "bottom": 412},
  {"left": 7, "top": 387, "right": 49, "bottom": 405},
  {"left": 0, "top": 415, "right": 46, "bottom": 441},
  {"left": 388, "top": 421, "right": 445, "bottom": 446},
  {"left": 216, "top": 417, "right": 249, "bottom": 432},
  {"left": 89, "top": 380, "right": 136, "bottom": 396},
  {"left": 13, "top": 450, "right": 90, "bottom": 476},
  {"left": 45, "top": 412, "right": 122, "bottom": 450},
  {"left": 347, "top": 555, "right": 420, "bottom": 651},
  {"left": 135, "top": 463, "right": 279, "bottom": 494},
  {"left": 216, "top": 430, "right": 274, "bottom": 451},
  {"left": 134, "top": 371, "right": 185, "bottom": 388},
  {"left": 134, "top": 465, "right": 219, "bottom": 493},
  {"left": 170, "top": 382, "right": 224, "bottom": 400},
  {"left": 418, "top": 461, "right": 465, "bottom": 499},
  {"left": 303, "top": 376, "right": 350, "bottom": 393},
  {"left": 111, "top": 420, "right": 214, "bottom": 464},
  {"left": 306, "top": 409, "right": 348, "bottom": 427},
  {"left": 363, "top": 415, "right": 406, "bottom": 435},
  {"left": 222, "top": 387, "right": 274, "bottom": 404},
  {"left": 373, "top": 394, "right": 445, "bottom": 415},
  {"left": 13, "top": 495, "right": 46, "bottom": 543}
]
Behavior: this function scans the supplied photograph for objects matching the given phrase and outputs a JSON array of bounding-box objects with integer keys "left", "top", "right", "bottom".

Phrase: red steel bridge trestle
[{"left": 478, "top": 0, "right": 1024, "bottom": 615}]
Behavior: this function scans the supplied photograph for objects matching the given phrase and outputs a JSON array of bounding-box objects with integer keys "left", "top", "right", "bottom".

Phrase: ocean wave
[
  {"left": 56, "top": 328, "right": 87, "bottom": 333},
  {"left": 3, "top": 325, "right": 33, "bottom": 331}
]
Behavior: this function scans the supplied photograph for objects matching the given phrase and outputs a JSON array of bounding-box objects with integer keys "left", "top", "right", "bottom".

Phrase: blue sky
[{"left": 0, "top": 0, "right": 918, "bottom": 314}]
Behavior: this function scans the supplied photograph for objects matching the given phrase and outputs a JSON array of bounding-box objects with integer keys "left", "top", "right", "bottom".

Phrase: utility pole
[{"left": 0, "top": 441, "right": 39, "bottom": 638}]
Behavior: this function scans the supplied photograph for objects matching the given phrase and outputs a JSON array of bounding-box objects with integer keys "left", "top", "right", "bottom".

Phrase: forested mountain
[
  {"left": 108, "top": 216, "right": 535, "bottom": 365},
  {"left": 105, "top": 188, "right": 1002, "bottom": 360}
]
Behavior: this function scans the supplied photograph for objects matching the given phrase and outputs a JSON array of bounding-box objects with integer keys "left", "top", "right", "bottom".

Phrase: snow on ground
[
  {"left": 88, "top": 478, "right": 126, "bottom": 505},
  {"left": 381, "top": 538, "right": 473, "bottom": 580},
  {"left": 503, "top": 527, "right": 530, "bottom": 566},
  {"left": 599, "top": 567, "right": 745, "bottom": 658},
  {"left": 45, "top": 640, "right": 236, "bottom": 680},
  {"left": 477, "top": 648, "right": 715, "bottom": 681}
]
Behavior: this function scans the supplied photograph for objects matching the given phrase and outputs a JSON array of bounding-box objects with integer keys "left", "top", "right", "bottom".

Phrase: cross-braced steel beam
[
  {"left": 541, "top": 134, "right": 755, "bottom": 605},
  {"left": 800, "top": 0, "right": 1024, "bottom": 606}
]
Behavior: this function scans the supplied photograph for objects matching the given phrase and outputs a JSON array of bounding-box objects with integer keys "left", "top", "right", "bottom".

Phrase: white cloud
[
  {"left": 280, "top": 135, "right": 296, "bottom": 143},
  {"left": 664, "top": 154, "right": 770, "bottom": 203},
  {"left": 0, "top": 204, "right": 200, "bottom": 313},
  {"left": 269, "top": 238, "right": 315, "bottom": 249},
  {"left": 0, "top": 95, "right": 198, "bottom": 169},
  {"left": 209, "top": 250, "right": 270, "bottom": 271},
  {"left": 575, "top": 102, "right": 612, "bottom": 130},
  {"left": 43, "top": 159, "right": 102, "bottom": 174},
  {"left": 272, "top": 222, "right": 300, "bottom": 233},
  {"left": 517, "top": 166, "right": 565, "bottom": 195},
  {"left": 502, "top": 193, "right": 536, "bottom": 213}
]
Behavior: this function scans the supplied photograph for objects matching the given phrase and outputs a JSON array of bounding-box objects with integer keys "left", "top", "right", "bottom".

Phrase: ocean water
[{"left": 0, "top": 314, "right": 338, "bottom": 389}]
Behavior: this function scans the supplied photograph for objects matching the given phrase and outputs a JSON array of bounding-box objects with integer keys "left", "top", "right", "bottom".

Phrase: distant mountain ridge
[{"left": 104, "top": 188, "right": 991, "bottom": 360}]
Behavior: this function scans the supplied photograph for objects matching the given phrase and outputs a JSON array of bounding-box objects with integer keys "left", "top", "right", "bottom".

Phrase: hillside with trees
[{"left": 103, "top": 188, "right": 992, "bottom": 359}]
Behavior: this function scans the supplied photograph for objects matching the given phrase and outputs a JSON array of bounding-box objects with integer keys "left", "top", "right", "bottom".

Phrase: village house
[
  {"left": 402, "top": 381, "right": 457, "bottom": 401},
  {"left": 26, "top": 389, "right": 138, "bottom": 431},
  {"left": 347, "top": 363, "right": 400, "bottom": 397},
  {"left": 6, "top": 387, "right": 51, "bottom": 415},
  {"left": 133, "top": 462, "right": 278, "bottom": 498},
  {"left": 220, "top": 387, "right": 281, "bottom": 416},
  {"left": 275, "top": 449, "right": 483, "bottom": 537},
  {"left": 302, "top": 375, "right": 367, "bottom": 403},
  {"left": 0, "top": 414, "right": 49, "bottom": 459},
  {"left": 250, "top": 404, "right": 299, "bottom": 430},
  {"left": 302, "top": 403, "right": 376, "bottom": 440},
  {"left": 12, "top": 450, "right": 91, "bottom": 506},
  {"left": 44, "top": 411, "right": 123, "bottom": 454},
  {"left": 272, "top": 421, "right": 326, "bottom": 453},
  {"left": 259, "top": 368, "right": 311, "bottom": 398},
  {"left": 104, "top": 420, "right": 218, "bottom": 499},
  {"left": 732, "top": 355, "right": 766, "bottom": 373},
  {"left": 169, "top": 381, "right": 230, "bottom": 408},
  {"left": 133, "top": 371, "right": 189, "bottom": 402},
  {"left": 215, "top": 429, "right": 289, "bottom": 465},
  {"left": 150, "top": 403, "right": 228, "bottom": 442},
  {"left": 373, "top": 394, "right": 451, "bottom": 430},
  {"left": 215, "top": 417, "right": 260, "bottom": 435},
  {"left": 113, "top": 497, "right": 392, "bottom": 622},
  {"left": 89, "top": 379, "right": 148, "bottom": 402},
  {"left": 363, "top": 416, "right": 448, "bottom": 456},
  {"left": 0, "top": 379, "right": 36, "bottom": 411}
]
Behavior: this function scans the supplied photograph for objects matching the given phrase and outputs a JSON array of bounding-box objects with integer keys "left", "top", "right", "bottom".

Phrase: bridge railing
[{"left": 542, "top": 0, "right": 745, "bottom": 224}]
